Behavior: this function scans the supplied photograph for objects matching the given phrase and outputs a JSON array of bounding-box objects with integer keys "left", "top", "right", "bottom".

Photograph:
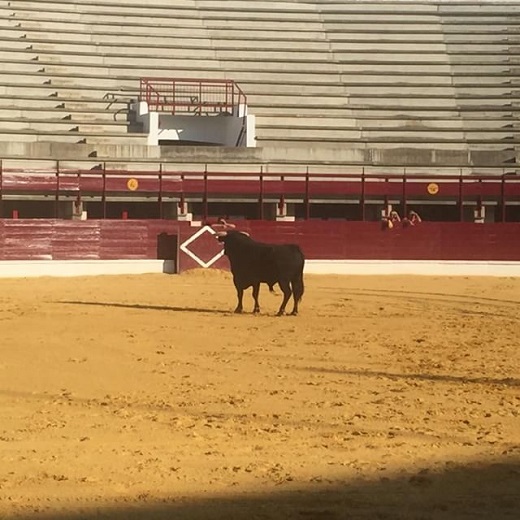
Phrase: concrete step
[
  {"left": 0, "top": 91, "right": 131, "bottom": 111},
  {"left": 6, "top": 68, "right": 344, "bottom": 86},
  {"left": 0, "top": 106, "right": 126, "bottom": 121},
  {"left": 0, "top": 61, "right": 42, "bottom": 73},
  {"left": 0, "top": 128, "right": 148, "bottom": 145},
  {"left": 0, "top": 29, "right": 334, "bottom": 52},
  {"left": 257, "top": 115, "right": 513, "bottom": 130},
  {"left": 361, "top": 118, "right": 519, "bottom": 130},
  {"left": 0, "top": 49, "right": 220, "bottom": 68},
  {"left": 256, "top": 125, "right": 362, "bottom": 141},
  {"left": 339, "top": 63, "right": 453, "bottom": 73},
  {"left": 12, "top": 52, "right": 339, "bottom": 72},
  {"left": 439, "top": 3, "right": 520, "bottom": 13},
  {"left": 0, "top": 28, "right": 216, "bottom": 46},
  {"left": 330, "top": 42, "right": 451, "bottom": 52},
  {"left": 343, "top": 85, "right": 519, "bottom": 96},
  {"left": 1, "top": 40, "right": 220, "bottom": 59},
  {"left": 327, "top": 33, "right": 509, "bottom": 43},
  {"left": 335, "top": 52, "right": 516, "bottom": 63},
  {"left": 6, "top": 20, "right": 211, "bottom": 38},
  {"left": 4, "top": 1, "right": 201, "bottom": 17},
  {"left": 255, "top": 132, "right": 520, "bottom": 145},
  {"left": 252, "top": 103, "right": 519, "bottom": 117},
  {"left": 0, "top": 27, "right": 89, "bottom": 42},
  {"left": 3, "top": 9, "right": 325, "bottom": 31},
  {"left": 0, "top": 58, "right": 344, "bottom": 78},
  {"left": 0, "top": 70, "right": 138, "bottom": 89},
  {"left": 0, "top": 118, "right": 130, "bottom": 133},
  {"left": 254, "top": 127, "right": 472, "bottom": 141},
  {"left": 253, "top": 137, "right": 465, "bottom": 150},
  {"left": 324, "top": 23, "right": 442, "bottom": 33},
  {"left": 344, "top": 76, "right": 516, "bottom": 87},
  {"left": 348, "top": 95, "right": 520, "bottom": 109},
  {"left": 0, "top": 8, "right": 206, "bottom": 28}
]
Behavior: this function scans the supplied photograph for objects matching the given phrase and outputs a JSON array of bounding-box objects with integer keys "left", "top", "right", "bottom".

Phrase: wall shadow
[
  {"left": 57, "top": 300, "right": 229, "bottom": 315},
  {"left": 347, "top": 288, "right": 520, "bottom": 308},
  {"left": 9, "top": 460, "right": 520, "bottom": 520},
  {"left": 296, "top": 366, "right": 520, "bottom": 388}
]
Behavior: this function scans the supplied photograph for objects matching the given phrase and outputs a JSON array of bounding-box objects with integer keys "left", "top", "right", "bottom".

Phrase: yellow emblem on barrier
[
  {"left": 127, "top": 178, "right": 139, "bottom": 191},
  {"left": 427, "top": 182, "right": 439, "bottom": 195}
]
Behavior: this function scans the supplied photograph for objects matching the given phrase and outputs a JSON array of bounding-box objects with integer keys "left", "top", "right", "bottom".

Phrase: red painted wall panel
[{"left": 1, "top": 220, "right": 519, "bottom": 269}]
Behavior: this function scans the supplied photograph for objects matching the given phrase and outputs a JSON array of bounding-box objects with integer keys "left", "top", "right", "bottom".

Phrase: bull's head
[{"left": 211, "top": 219, "right": 249, "bottom": 243}]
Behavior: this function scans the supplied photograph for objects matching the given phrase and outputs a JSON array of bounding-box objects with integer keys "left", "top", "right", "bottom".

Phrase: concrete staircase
[{"left": 0, "top": 0, "right": 518, "bottom": 174}]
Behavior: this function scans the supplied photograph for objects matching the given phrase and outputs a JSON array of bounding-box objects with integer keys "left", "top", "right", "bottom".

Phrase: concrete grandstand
[
  {"left": 1, "top": 0, "right": 520, "bottom": 277},
  {"left": 0, "top": 0, "right": 519, "bottom": 174}
]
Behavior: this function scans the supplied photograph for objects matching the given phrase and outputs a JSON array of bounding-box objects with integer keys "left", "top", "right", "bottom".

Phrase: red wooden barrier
[{"left": 1, "top": 220, "right": 519, "bottom": 270}]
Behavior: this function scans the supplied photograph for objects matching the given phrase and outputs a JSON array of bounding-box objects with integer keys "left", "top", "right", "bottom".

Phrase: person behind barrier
[{"left": 402, "top": 210, "right": 422, "bottom": 228}]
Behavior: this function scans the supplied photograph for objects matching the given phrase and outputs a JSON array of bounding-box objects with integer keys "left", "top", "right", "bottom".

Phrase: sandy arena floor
[{"left": 0, "top": 271, "right": 519, "bottom": 520}]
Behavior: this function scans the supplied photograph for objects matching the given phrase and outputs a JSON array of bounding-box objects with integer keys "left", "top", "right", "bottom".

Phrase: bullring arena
[
  {"left": 1, "top": 271, "right": 519, "bottom": 519},
  {"left": 1, "top": 0, "right": 520, "bottom": 518}
]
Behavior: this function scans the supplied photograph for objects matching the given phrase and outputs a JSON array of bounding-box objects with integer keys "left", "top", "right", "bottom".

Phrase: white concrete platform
[
  {"left": 0, "top": 259, "right": 175, "bottom": 278},
  {"left": 305, "top": 260, "right": 520, "bottom": 278},
  {"left": 0, "top": 259, "right": 518, "bottom": 278}
]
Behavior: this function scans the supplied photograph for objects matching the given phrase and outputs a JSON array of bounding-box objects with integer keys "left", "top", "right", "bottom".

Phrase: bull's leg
[
  {"left": 290, "top": 275, "right": 304, "bottom": 316},
  {"left": 252, "top": 283, "right": 260, "bottom": 313},
  {"left": 276, "top": 281, "right": 292, "bottom": 316},
  {"left": 234, "top": 287, "right": 244, "bottom": 313}
]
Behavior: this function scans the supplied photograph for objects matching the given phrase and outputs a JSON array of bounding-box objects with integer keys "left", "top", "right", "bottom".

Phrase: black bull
[{"left": 216, "top": 230, "right": 305, "bottom": 316}]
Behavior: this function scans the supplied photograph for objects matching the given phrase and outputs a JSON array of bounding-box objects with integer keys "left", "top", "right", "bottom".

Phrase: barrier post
[
  {"left": 158, "top": 163, "right": 163, "bottom": 219},
  {"left": 102, "top": 162, "right": 107, "bottom": 219},
  {"left": 55, "top": 160, "right": 60, "bottom": 218},
  {"left": 203, "top": 166, "right": 208, "bottom": 220},
  {"left": 500, "top": 174, "right": 506, "bottom": 223},
  {"left": 360, "top": 168, "right": 366, "bottom": 221},
  {"left": 458, "top": 170, "right": 464, "bottom": 222},
  {"left": 402, "top": 169, "right": 407, "bottom": 217},
  {"left": 305, "top": 167, "right": 310, "bottom": 220},
  {"left": 0, "top": 159, "right": 3, "bottom": 218},
  {"left": 258, "top": 166, "right": 264, "bottom": 220}
]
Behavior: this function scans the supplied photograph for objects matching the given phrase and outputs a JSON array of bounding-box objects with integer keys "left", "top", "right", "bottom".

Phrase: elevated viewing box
[{"left": 134, "top": 78, "right": 255, "bottom": 147}]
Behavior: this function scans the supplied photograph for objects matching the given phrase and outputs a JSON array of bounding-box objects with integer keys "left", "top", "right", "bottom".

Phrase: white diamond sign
[{"left": 179, "top": 225, "right": 225, "bottom": 268}]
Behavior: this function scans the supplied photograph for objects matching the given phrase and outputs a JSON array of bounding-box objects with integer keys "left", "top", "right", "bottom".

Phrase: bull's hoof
[
  {"left": 234, "top": 308, "right": 243, "bottom": 314},
  {"left": 253, "top": 308, "right": 260, "bottom": 314},
  {"left": 290, "top": 311, "right": 298, "bottom": 316},
  {"left": 276, "top": 311, "right": 285, "bottom": 317}
]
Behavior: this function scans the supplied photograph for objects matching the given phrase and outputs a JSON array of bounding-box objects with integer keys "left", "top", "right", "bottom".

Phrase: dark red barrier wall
[
  {"left": 0, "top": 220, "right": 182, "bottom": 261},
  {"left": 177, "top": 221, "right": 520, "bottom": 271},
  {"left": 1, "top": 220, "right": 519, "bottom": 271}
]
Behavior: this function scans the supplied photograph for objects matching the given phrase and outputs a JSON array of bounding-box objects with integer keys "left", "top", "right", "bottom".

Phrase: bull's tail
[
  {"left": 292, "top": 273, "right": 304, "bottom": 303},
  {"left": 292, "top": 250, "right": 305, "bottom": 303}
]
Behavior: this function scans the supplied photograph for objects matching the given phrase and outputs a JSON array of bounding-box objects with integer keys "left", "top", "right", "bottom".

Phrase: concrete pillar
[
  {"left": 484, "top": 205, "right": 495, "bottom": 223},
  {"left": 61, "top": 200, "right": 87, "bottom": 220},
  {"left": 276, "top": 199, "right": 295, "bottom": 222},
  {"left": 161, "top": 201, "right": 179, "bottom": 220},
  {"left": 176, "top": 200, "right": 193, "bottom": 222},
  {"left": 473, "top": 205, "right": 485, "bottom": 224}
]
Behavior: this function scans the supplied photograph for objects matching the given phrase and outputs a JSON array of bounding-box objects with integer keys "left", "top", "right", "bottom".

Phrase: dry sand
[{"left": 0, "top": 271, "right": 518, "bottom": 520}]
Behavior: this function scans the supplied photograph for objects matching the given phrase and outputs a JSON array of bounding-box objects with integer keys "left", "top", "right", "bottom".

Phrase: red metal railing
[
  {"left": 139, "top": 77, "right": 247, "bottom": 116},
  {"left": 1, "top": 162, "right": 519, "bottom": 221}
]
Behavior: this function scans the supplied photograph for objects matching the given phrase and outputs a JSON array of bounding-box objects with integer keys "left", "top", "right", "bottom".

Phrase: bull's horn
[
  {"left": 239, "top": 231, "right": 250, "bottom": 236},
  {"left": 211, "top": 219, "right": 235, "bottom": 230},
  {"left": 218, "top": 218, "right": 236, "bottom": 229},
  {"left": 215, "top": 231, "right": 228, "bottom": 237}
]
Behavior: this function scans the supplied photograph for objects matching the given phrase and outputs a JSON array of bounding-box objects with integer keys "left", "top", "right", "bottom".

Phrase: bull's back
[
  {"left": 226, "top": 239, "right": 304, "bottom": 287},
  {"left": 274, "top": 244, "right": 305, "bottom": 276}
]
